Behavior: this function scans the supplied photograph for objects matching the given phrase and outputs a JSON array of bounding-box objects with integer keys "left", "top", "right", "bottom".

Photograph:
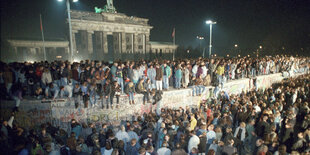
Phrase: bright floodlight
[
  {"left": 73, "top": 0, "right": 78, "bottom": 2},
  {"left": 57, "top": 0, "right": 63, "bottom": 2},
  {"left": 206, "top": 20, "right": 212, "bottom": 24},
  {"left": 206, "top": 20, "right": 216, "bottom": 24}
]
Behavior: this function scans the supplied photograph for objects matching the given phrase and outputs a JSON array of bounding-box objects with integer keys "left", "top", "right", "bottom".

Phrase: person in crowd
[
  {"left": 41, "top": 68, "right": 52, "bottom": 89},
  {"left": 103, "top": 79, "right": 112, "bottom": 109},
  {"left": 188, "top": 130, "right": 200, "bottom": 154},
  {"left": 155, "top": 64, "right": 163, "bottom": 91},
  {"left": 59, "top": 82, "right": 73, "bottom": 98},
  {"left": 125, "top": 81, "right": 136, "bottom": 105},
  {"left": 182, "top": 65, "right": 190, "bottom": 88},
  {"left": 116, "top": 64, "right": 124, "bottom": 94},
  {"left": 147, "top": 64, "right": 156, "bottom": 90},
  {"left": 115, "top": 125, "right": 129, "bottom": 148},
  {"left": 157, "top": 141, "right": 171, "bottom": 155},
  {"left": 73, "top": 83, "right": 82, "bottom": 108},
  {"left": 174, "top": 64, "right": 183, "bottom": 89},
  {"left": 0, "top": 56, "right": 309, "bottom": 155},
  {"left": 110, "top": 81, "right": 121, "bottom": 108},
  {"left": 126, "top": 138, "right": 140, "bottom": 155},
  {"left": 162, "top": 62, "right": 171, "bottom": 90},
  {"left": 136, "top": 79, "right": 150, "bottom": 105},
  {"left": 45, "top": 83, "right": 60, "bottom": 99}
]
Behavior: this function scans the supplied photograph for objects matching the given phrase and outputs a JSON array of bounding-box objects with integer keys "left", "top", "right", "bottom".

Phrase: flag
[
  {"left": 172, "top": 27, "right": 175, "bottom": 38},
  {"left": 40, "top": 14, "right": 43, "bottom": 31}
]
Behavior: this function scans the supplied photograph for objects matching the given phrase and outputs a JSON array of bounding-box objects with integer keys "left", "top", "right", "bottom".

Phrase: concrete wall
[{"left": 0, "top": 72, "right": 303, "bottom": 130}]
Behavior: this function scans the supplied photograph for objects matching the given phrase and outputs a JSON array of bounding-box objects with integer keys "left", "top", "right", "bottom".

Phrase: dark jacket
[
  {"left": 61, "top": 67, "right": 69, "bottom": 78},
  {"left": 50, "top": 67, "right": 60, "bottom": 81},
  {"left": 155, "top": 67, "right": 163, "bottom": 81},
  {"left": 111, "top": 84, "right": 121, "bottom": 97},
  {"left": 198, "top": 136, "right": 207, "bottom": 153},
  {"left": 126, "top": 144, "right": 139, "bottom": 155},
  {"left": 127, "top": 68, "right": 134, "bottom": 81},
  {"left": 72, "top": 69, "right": 79, "bottom": 81},
  {"left": 104, "top": 83, "right": 111, "bottom": 97},
  {"left": 125, "top": 84, "right": 135, "bottom": 94}
]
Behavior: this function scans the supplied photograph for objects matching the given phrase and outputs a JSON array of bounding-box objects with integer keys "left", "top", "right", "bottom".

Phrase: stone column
[
  {"left": 13, "top": 47, "right": 17, "bottom": 56},
  {"left": 131, "top": 34, "right": 134, "bottom": 54},
  {"left": 37, "top": 48, "right": 42, "bottom": 60},
  {"left": 121, "top": 32, "right": 126, "bottom": 54},
  {"left": 87, "top": 31, "right": 94, "bottom": 54},
  {"left": 94, "top": 31, "right": 104, "bottom": 59},
  {"left": 102, "top": 32, "right": 108, "bottom": 54},
  {"left": 145, "top": 34, "right": 150, "bottom": 59},
  {"left": 133, "top": 33, "right": 139, "bottom": 55},
  {"left": 113, "top": 32, "right": 120, "bottom": 60},
  {"left": 65, "top": 47, "right": 70, "bottom": 61},
  {"left": 118, "top": 33, "right": 122, "bottom": 59},
  {"left": 142, "top": 34, "right": 146, "bottom": 54},
  {"left": 72, "top": 30, "right": 77, "bottom": 54}
]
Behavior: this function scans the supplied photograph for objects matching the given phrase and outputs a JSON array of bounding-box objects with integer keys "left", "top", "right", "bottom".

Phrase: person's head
[
  {"left": 75, "top": 83, "right": 80, "bottom": 88},
  {"left": 226, "top": 127, "right": 232, "bottom": 133},
  {"left": 240, "top": 122, "right": 246, "bottom": 128},
  {"left": 118, "top": 140, "right": 125, "bottom": 149},
  {"left": 249, "top": 119, "right": 255, "bottom": 125},
  {"left": 105, "top": 141, "right": 112, "bottom": 150},
  {"left": 263, "top": 114, "right": 269, "bottom": 121},
  {"left": 131, "top": 138, "right": 137, "bottom": 146},
  {"left": 162, "top": 141, "right": 168, "bottom": 147},
  {"left": 147, "top": 132, "right": 152, "bottom": 138},
  {"left": 297, "top": 132, "right": 304, "bottom": 139},
  {"left": 278, "top": 145, "right": 287, "bottom": 154},
  {"left": 120, "top": 125, "right": 126, "bottom": 132},
  {"left": 208, "top": 124, "right": 214, "bottom": 131},
  {"left": 138, "top": 147, "right": 146, "bottom": 155},
  {"left": 256, "top": 139, "right": 264, "bottom": 147},
  {"left": 146, "top": 145, "right": 154, "bottom": 153},
  {"left": 41, "top": 128, "right": 46, "bottom": 135},
  {"left": 191, "top": 147, "right": 199, "bottom": 154},
  {"left": 2, "top": 120, "right": 8, "bottom": 126},
  {"left": 207, "top": 149, "right": 215, "bottom": 155},
  {"left": 171, "top": 149, "right": 187, "bottom": 155},
  {"left": 164, "top": 135, "right": 170, "bottom": 141},
  {"left": 45, "top": 143, "right": 52, "bottom": 153},
  {"left": 70, "top": 132, "right": 75, "bottom": 138}
]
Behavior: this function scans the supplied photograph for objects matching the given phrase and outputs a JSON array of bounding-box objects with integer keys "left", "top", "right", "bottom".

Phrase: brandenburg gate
[{"left": 70, "top": 9, "right": 153, "bottom": 61}]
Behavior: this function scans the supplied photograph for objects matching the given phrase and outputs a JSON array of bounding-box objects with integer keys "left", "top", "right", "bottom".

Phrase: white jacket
[
  {"left": 188, "top": 135, "right": 200, "bottom": 153},
  {"left": 42, "top": 71, "right": 52, "bottom": 85}
]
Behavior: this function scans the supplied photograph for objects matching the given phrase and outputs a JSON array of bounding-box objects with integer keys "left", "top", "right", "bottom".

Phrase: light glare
[
  {"left": 206, "top": 20, "right": 212, "bottom": 24},
  {"left": 57, "top": 0, "right": 63, "bottom": 2},
  {"left": 73, "top": 0, "right": 78, "bottom": 2},
  {"left": 206, "top": 20, "right": 216, "bottom": 24}
]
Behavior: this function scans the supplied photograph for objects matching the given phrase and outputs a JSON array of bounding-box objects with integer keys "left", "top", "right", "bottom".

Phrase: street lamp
[
  {"left": 196, "top": 36, "right": 204, "bottom": 58},
  {"left": 57, "top": 0, "right": 78, "bottom": 62},
  {"left": 206, "top": 20, "right": 216, "bottom": 58},
  {"left": 234, "top": 44, "right": 238, "bottom": 48}
]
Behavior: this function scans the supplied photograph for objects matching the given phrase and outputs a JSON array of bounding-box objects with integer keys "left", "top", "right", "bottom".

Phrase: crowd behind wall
[{"left": 0, "top": 55, "right": 310, "bottom": 155}]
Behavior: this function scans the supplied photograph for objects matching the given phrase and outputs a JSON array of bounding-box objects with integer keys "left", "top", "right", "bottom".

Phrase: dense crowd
[
  {"left": 1, "top": 71, "right": 310, "bottom": 155},
  {"left": 0, "top": 56, "right": 309, "bottom": 109}
]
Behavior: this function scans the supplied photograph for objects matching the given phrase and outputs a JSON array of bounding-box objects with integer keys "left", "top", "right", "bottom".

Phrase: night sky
[{"left": 1, "top": 0, "right": 310, "bottom": 56}]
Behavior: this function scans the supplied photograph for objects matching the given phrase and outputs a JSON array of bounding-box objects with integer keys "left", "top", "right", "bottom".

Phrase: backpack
[{"left": 86, "top": 134, "right": 94, "bottom": 147}]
